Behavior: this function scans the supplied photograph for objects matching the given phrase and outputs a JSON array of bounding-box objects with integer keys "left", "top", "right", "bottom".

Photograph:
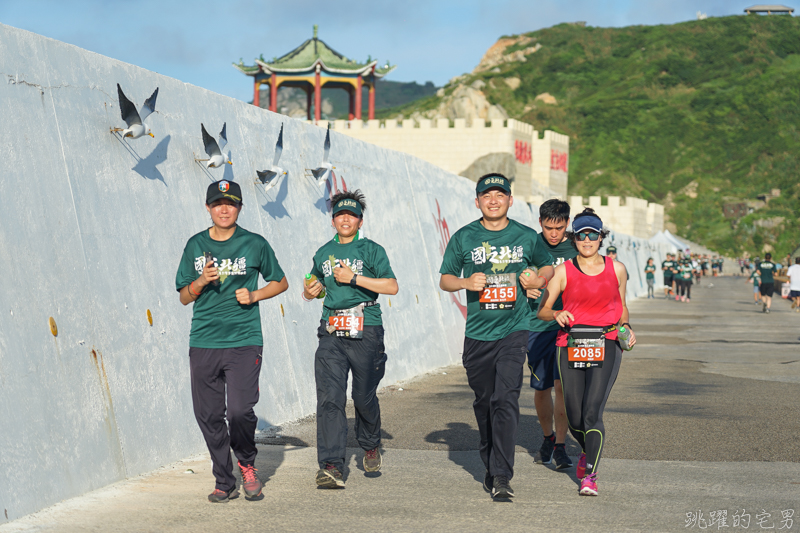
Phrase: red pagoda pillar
[
  {"left": 348, "top": 86, "right": 355, "bottom": 120},
  {"left": 269, "top": 73, "right": 278, "bottom": 112},
  {"left": 355, "top": 74, "right": 363, "bottom": 120},
  {"left": 306, "top": 88, "right": 312, "bottom": 120},
  {"left": 253, "top": 80, "right": 260, "bottom": 107},
  {"left": 368, "top": 84, "right": 375, "bottom": 120},
  {"left": 315, "top": 66, "right": 322, "bottom": 122}
]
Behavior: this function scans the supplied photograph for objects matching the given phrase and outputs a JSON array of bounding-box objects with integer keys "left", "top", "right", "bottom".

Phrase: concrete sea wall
[{"left": 0, "top": 24, "right": 671, "bottom": 521}]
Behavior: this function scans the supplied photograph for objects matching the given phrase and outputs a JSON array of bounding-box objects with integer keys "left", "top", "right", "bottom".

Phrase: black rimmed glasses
[{"left": 576, "top": 231, "right": 600, "bottom": 241}]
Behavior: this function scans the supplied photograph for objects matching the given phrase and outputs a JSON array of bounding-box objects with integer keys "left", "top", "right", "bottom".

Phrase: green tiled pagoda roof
[{"left": 233, "top": 27, "right": 395, "bottom": 78}]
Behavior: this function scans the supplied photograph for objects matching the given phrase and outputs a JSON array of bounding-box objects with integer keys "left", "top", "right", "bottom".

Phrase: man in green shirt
[
  {"left": 645, "top": 258, "right": 656, "bottom": 299},
  {"left": 303, "top": 190, "right": 398, "bottom": 489},
  {"left": 176, "top": 180, "right": 288, "bottom": 503},
  {"left": 524, "top": 199, "right": 577, "bottom": 472},
  {"left": 439, "top": 173, "right": 554, "bottom": 499},
  {"left": 757, "top": 252, "right": 776, "bottom": 313},
  {"left": 662, "top": 254, "right": 676, "bottom": 299}
]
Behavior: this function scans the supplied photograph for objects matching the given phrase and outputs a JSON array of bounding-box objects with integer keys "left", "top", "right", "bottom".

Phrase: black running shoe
[
  {"left": 316, "top": 464, "right": 345, "bottom": 489},
  {"left": 534, "top": 434, "right": 555, "bottom": 464},
  {"left": 207, "top": 487, "right": 239, "bottom": 503},
  {"left": 483, "top": 470, "right": 493, "bottom": 492},
  {"left": 491, "top": 476, "right": 514, "bottom": 499},
  {"left": 552, "top": 444, "right": 574, "bottom": 470}
]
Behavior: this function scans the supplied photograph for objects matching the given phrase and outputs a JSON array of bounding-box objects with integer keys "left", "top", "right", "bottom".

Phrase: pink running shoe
[
  {"left": 579, "top": 473, "right": 598, "bottom": 496},
  {"left": 576, "top": 453, "right": 586, "bottom": 480}
]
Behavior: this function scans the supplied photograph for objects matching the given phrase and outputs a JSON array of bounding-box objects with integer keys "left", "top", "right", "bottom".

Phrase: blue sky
[{"left": 1, "top": 1, "right": 751, "bottom": 102}]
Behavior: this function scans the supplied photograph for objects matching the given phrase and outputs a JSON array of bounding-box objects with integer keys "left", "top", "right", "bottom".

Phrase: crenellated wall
[
  {"left": 324, "top": 117, "right": 565, "bottom": 202},
  {"left": 570, "top": 196, "right": 664, "bottom": 238},
  {"left": 0, "top": 23, "right": 672, "bottom": 522}
]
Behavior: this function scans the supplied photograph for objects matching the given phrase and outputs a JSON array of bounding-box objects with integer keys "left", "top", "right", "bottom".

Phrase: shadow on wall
[
  {"left": 259, "top": 171, "right": 291, "bottom": 219},
  {"left": 113, "top": 133, "right": 171, "bottom": 186}
]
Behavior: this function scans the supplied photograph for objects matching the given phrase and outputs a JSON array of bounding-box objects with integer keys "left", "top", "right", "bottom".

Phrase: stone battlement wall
[
  {"left": 569, "top": 196, "right": 665, "bottom": 238},
  {"left": 0, "top": 23, "right": 671, "bottom": 522},
  {"left": 322, "top": 118, "right": 567, "bottom": 201}
]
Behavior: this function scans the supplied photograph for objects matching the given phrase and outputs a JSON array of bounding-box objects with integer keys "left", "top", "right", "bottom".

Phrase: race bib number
[
  {"left": 566, "top": 337, "right": 605, "bottom": 369},
  {"left": 480, "top": 273, "right": 517, "bottom": 311},
  {"left": 328, "top": 307, "right": 364, "bottom": 339}
]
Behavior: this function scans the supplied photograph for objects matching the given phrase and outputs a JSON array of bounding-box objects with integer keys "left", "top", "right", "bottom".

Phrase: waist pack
[{"left": 564, "top": 324, "right": 615, "bottom": 369}]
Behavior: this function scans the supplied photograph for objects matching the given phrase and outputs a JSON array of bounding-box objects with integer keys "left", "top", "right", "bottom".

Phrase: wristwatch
[{"left": 350, "top": 274, "right": 358, "bottom": 287}]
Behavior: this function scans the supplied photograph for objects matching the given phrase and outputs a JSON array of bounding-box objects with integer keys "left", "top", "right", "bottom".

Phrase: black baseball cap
[
  {"left": 606, "top": 246, "right": 617, "bottom": 254},
  {"left": 207, "top": 180, "right": 242, "bottom": 205},
  {"left": 476, "top": 173, "right": 511, "bottom": 194}
]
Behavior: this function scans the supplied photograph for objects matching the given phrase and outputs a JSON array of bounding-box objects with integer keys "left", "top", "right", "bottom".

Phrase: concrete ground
[{"left": 3, "top": 276, "right": 799, "bottom": 532}]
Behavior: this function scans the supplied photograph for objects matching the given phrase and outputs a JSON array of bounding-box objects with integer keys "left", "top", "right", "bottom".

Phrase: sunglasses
[{"left": 576, "top": 231, "right": 600, "bottom": 241}]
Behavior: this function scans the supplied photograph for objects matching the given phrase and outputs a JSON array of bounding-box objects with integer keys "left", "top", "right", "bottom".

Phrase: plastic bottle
[
  {"left": 305, "top": 273, "right": 326, "bottom": 299},
  {"left": 617, "top": 326, "right": 633, "bottom": 351}
]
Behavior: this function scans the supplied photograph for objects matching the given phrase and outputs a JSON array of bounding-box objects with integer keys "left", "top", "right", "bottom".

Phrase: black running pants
[
  {"left": 189, "top": 345, "right": 262, "bottom": 492},
  {"left": 463, "top": 330, "right": 527, "bottom": 480},
  {"left": 315, "top": 321, "right": 386, "bottom": 469},
  {"left": 557, "top": 340, "right": 621, "bottom": 476}
]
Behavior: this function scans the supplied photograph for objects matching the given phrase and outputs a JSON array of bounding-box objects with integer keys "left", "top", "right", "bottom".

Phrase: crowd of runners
[{"left": 173, "top": 173, "right": 795, "bottom": 505}]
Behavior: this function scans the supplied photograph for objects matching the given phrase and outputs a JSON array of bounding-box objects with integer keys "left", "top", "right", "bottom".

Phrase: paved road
[{"left": 3, "top": 277, "right": 799, "bottom": 532}]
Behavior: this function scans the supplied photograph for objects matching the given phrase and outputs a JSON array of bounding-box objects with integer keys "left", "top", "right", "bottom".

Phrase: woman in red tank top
[{"left": 536, "top": 208, "right": 636, "bottom": 497}]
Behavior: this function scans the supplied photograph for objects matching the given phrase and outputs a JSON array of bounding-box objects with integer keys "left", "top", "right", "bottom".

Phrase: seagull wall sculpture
[
  {"left": 196, "top": 123, "right": 232, "bottom": 168},
  {"left": 309, "top": 127, "right": 335, "bottom": 186},
  {"left": 111, "top": 83, "right": 158, "bottom": 139},
  {"left": 256, "top": 123, "right": 286, "bottom": 190}
]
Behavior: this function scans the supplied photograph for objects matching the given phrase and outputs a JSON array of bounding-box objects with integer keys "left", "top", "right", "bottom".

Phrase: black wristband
[
  {"left": 622, "top": 322, "right": 631, "bottom": 329},
  {"left": 350, "top": 274, "right": 358, "bottom": 287}
]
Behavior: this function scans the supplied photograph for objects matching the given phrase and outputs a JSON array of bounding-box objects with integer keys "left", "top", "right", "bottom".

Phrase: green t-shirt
[
  {"left": 680, "top": 262, "right": 693, "bottom": 280},
  {"left": 662, "top": 260, "right": 675, "bottom": 278},
  {"left": 309, "top": 233, "right": 395, "bottom": 327},
  {"left": 758, "top": 261, "right": 775, "bottom": 284},
  {"left": 645, "top": 264, "right": 656, "bottom": 279},
  {"left": 750, "top": 271, "right": 761, "bottom": 286},
  {"left": 439, "top": 218, "right": 554, "bottom": 341},
  {"left": 528, "top": 234, "right": 577, "bottom": 332},
  {"left": 175, "top": 226, "right": 285, "bottom": 349}
]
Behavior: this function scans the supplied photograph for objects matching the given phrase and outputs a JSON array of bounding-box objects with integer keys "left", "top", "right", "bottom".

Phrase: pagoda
[{"left": 233, "top": 25, "right": 396, "bottom": 121}]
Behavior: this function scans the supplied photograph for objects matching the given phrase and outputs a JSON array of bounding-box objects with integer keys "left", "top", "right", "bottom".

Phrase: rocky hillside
[{"left": 378, "top": 16, "right": 800, "bottom": 258}]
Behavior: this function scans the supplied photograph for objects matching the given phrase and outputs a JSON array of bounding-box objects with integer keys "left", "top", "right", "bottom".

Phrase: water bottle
[
  {"left": 305, "top": 273, "right": 326, "bottom": 299},
  {"left": 617, "top": 326, "right": 633, "bottom": 351}
]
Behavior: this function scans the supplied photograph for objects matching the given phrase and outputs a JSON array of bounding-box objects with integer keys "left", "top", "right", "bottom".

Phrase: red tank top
[{"left": 556, "top": 256, "right": 623, "bottom": 347}]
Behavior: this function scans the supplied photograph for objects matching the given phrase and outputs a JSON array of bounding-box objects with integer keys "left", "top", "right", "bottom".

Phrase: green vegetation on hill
[{"left": 384, "top": 16, "right": 800, "bottom": 258}]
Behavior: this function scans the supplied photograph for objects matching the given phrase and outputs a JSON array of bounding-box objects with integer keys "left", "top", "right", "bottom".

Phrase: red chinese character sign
[
  {"left": 515, "top": 140, "right": 531, "bottom": 164},
  {"left": 550, "top": 150, "right": 568, "bottom": 172}
]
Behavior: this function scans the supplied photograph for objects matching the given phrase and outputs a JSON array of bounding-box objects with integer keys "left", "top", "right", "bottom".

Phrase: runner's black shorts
[
  {"left": 760, "top": 282, "right": 774, "bottom": 297},
  {"left": 527, "top": 329, "right": 559, "bottom": 391}
]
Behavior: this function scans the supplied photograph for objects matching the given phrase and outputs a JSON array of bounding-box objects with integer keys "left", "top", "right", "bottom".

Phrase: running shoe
[
  {"left": 238, "top": 462, "right": 262, "bottom": 500},
  {"left": 579, "top": 473, "right": 598, "bottom": 496},
  {"left": 363, "top": 447, "right": 382, "bottom": 472},
  {"left": 316, "top": 463, "right": 345, "bottom": 489},
  {"left": 763, "top": 303, "right": 767, "bottom": 313},
  {"left": 576, "top": 452, "right": 587, "bottom": 480},
  {"left": 534, "top": 434, "right": 555, "bottom": 464},
  {"left": 552, "top": 444, "right": 574, "bottom": 470},
  {"left": 491, "top": 476, "right": 515, "bottom": 499},
  {"left": 766, "top": 308, "right": 770, "bottom": 314},
  {"left": 208, "top": 487, "right": 239, "bottom": 503},
  {"left": 483, "top": 470, "right": 493, "bottom": 493}
]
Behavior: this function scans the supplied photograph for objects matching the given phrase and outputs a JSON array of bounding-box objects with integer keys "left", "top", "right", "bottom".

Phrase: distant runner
[
  {"left": 748, "top": 268, "right": 762, "bottom": 305},
  {"left": 677, "top": 256, "right": 694, "bottom": 303},
  {"left": 787, "top": 258, "right": 800, "bottom": 312},
  {"left": 662, "top": 254, "right": 675, "bottom": 299},
  {"left": 303, "top": 190, "right": 398, "bottom": 489},
  {"left": 176, "top": 180, "right": 288, "bottom": 503},
  {"left": 439, "top": 173, "right": 554, "bottom": 500},
  {"left": 538, "top": 208, "right": 635, "bottom": 497},
  {"left": 757, "top": 253, "right": 776, "bottom": 314},
  {"left": 644, "top": 258, "right": 656, "bottom": 299}
]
